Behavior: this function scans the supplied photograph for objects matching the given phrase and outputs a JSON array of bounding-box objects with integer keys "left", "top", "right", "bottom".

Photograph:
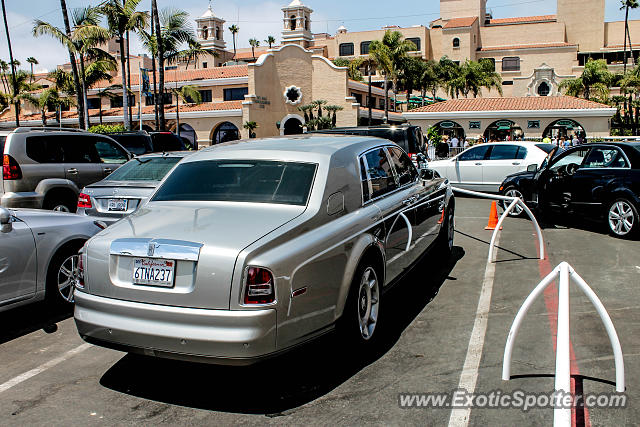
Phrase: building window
[
  {"left": 339, "top": 43, "right": 354, "bottom": 56},
  {"left": 305, "top": 18, "right": 309, "bottom": 31},
  {"left": 202, "top": 26, "right": 208, "bottom": 40},
  {"left": 199, "top": 90, "right": 212, "bottom": 103},
  {"left": 223, "top": 87, "right": 248, "bottom": 101},
  {"left": 290, "top": 15, "right": 297, "bottom": 31},
  {"left": 528, "top": 120, "right": 541, "bottom": 129},
  {"left": 407, "top": 37, "right": 421, "bottom": 51},
  {"left": 469, "top": 121, "right": 481, "bottom": 129},
  {"left": 145, "top": 92, "right": 172, "bottom": 106},
  {"left": 351, "top": 93, "right": 363, "bottom": 104},
  {"left": 453, "top": 38, "right": 460, "bottom": 48},
  {"left": 537, "top": 82, "right": 550, "bottom": 96},
  {"left": 502, "top": 80, "right": 514, "bottom": 86},
  {"left": 216, "top": 27, "right": 221, "bottom": 40},
  {"left": 360, "top": 41, "right": 371, "bottom": 55},
  {"left": 202, "top": 62, "right": 208, "bottom": 69},
  {"left": 379, "top": 98, "right": 385, "bottom": 110},
  {"left": 502, "top": 57, "right": 520, "bottom": 71},
  {"left": 110, "top": 95, "right": 136, "bottom": 108},
  {"left": 87, "top": 98, "right": 101, "bottom": 110}
]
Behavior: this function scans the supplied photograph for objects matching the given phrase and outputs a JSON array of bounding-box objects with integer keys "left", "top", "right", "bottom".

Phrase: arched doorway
[
  {"left": 179, "top": 123, "right": 197, "bottom": 149},
  {"left": 543, "top": 119, "right": 585, "bottom": 140},
  {"left": 434, "top": 120, "right": 465, "bottom": 141},
  {"left": 283, "top": 118, "right": 303, "bottom": 135},
  {"left": 211, "top": 122, "right": 240, "bottom": 145},
  {"left": 484, "top": 120, "right": 524, "bottom": 141}
]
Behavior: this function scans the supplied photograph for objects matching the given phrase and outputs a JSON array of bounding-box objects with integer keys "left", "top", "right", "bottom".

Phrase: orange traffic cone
[
  {"left": 484, "top": 201, "right": 502, "bottom": 230},
  {"left": 437, "top": 209, "right": 445, "bottom": 224}
]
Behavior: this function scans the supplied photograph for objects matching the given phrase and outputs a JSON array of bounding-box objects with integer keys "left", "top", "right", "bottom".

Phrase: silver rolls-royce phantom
[{"left": 74, "top": 135, "right": 454, "bottom": 364}]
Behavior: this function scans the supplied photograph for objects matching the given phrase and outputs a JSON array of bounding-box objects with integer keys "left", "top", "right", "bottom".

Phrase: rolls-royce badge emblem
[{"left": 148, "top": 243, "right": 157, "bottom": 256}]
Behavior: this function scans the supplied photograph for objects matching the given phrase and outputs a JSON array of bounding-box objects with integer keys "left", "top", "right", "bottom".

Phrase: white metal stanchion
[{"left": 452, "top": 187, "right": 545, "bottom": 261}]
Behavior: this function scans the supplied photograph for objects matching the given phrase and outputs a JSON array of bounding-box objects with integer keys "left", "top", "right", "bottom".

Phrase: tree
[
  {"left": 621, "top": 0, "right": 639, "bottom": 72},
  {"left": 26, "top": 57, "right": 38, "bottom": 82},
  {"left": 559, "top": 58, "right": 613, "bottom": 101},
  {"left": 323, "top": 105, "right": 344, "bottom": 127},
  {"left": 171, "top": 85, "right": 201, "bottom": 138},
  {"left": 152, "top": 0, "right": 163, "bottom": 130},
  {"left": 419, "top": 59, "right": 440, "bottom": 105},
  {"left": 398, "top": 56, "right": 424, "bottom": 106},
  {"left": 370, "top": 30, "right": 416, "bottom": 121},
  {"left": 0, "top": 60, "right": 9, "bottom": 93},
  {"left": 265, "top": 35, "right": 276, "bottom": 49},
  {"left": 5, "top": 70, "right": 42, "bottom": 124},
  {"left": 1, "top": 0, "right": 20, "bottom": 125},
  {"left": 243, "top": 121, "right": 258, "bottom": 138},
  {"left": 94, "top": 84, "right": 121, "bottom": 124},
  {"left": 27, "top": 87, "right": 73, "bottom": 126},
  {"left": 34, "top": 5, "right": 111, "bottom": 130},
  {"left": 58, "top": 0, "right": 84, "bottom": 129},
  {"left": 101, "top": 0, "right": 148, "bottom": 130},
  {"left": 174, "top": 39, "right": 217, "bottom": 69},
  {"left": 249, "top": 38, "right": 260, "bottom": 60},
  {"left": 229, "top": 24, "right": 239, "bottom": 60}
]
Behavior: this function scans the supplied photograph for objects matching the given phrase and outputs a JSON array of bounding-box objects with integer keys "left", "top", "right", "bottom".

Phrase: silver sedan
[
  {"left": 74, "top": 135, "right": 454, "bottom": 364},
  {"left": 0, "top": 208, "right": 105, "bottom": 312}
]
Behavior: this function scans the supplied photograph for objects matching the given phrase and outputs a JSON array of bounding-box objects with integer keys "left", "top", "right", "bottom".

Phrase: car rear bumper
[
  {"left": 74, "top": 290, "right": 277, "bottom": 365},
  {"left": 1, "top": 192, "right": 43, "bottom": 209},
  {"left": 75, "top": 209, "right": 124, "bottom": 225}
]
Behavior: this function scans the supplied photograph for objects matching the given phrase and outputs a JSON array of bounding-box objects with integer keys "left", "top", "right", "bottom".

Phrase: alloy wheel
[
  {"left": 357, "top": 267, "right": 379, "bottom": 340},
  {"left": 608, "top": 201, "right": 635, "bottom": 236},
  {"left": 505, "top": 188, "right": 524, "bottom": 216},
  {"left": 57, "top": 254, "right": 78, "bottom": 303},
  {"left": 53, "top": 204, "right": 70, "bottom": 213}
]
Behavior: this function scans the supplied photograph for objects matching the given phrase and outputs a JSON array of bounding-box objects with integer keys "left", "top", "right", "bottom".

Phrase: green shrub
[{"left": 89, "top": 124, "right": 126, "bottom": 134}]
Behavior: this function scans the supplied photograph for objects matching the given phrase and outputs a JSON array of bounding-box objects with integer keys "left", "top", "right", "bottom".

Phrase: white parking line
[
  {"left": 0, "top": 343, "right": 91, "bottom": 394},
  {"left": 448, "top": 234, "right": 500, "bottom": 427}
]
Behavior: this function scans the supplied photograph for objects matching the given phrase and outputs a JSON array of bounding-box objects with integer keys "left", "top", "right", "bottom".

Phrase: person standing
[
  {"left": 451, "top": 135, "right": 459, "bottom": 149},
  {"left": 572, "top": 134, "right": 579, "bottom": 146}
]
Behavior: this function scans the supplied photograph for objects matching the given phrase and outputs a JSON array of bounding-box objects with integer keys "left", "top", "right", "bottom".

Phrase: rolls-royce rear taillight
[{"left": 243, "top": 267, "right": 275, "bottom": 304}]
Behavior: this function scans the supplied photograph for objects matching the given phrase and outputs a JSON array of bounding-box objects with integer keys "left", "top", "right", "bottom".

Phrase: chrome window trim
[
  {"left": 582, "top": 146, "right": 632, "bottom": 170},
  {"left": 110, "top": 238, "right": 203, "bottom": 261}
]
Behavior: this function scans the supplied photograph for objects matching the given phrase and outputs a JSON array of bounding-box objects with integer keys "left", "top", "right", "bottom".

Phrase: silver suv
[{"left": 0, "top": 127, "right": 132, "bottom": 212}]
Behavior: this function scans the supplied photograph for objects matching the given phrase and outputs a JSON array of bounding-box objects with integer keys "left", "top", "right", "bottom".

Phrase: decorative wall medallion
[{"left": 284, "top": 85, "right": 303, "bottom": 105}]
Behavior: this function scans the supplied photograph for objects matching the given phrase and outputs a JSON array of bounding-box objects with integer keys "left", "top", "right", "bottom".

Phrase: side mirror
[
  {"left": 0, "top": 207, "right": 12, "bottom": 232},
  {"left": 527, "top": 164, "right": 538, "bottom": 173},
  {"left": 420, "top": 169, "right": 440, "bottom": 181}
]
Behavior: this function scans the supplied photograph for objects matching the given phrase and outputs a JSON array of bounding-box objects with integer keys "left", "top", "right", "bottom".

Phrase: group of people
[{"left": 542, "top": 133, "right": 584, "bottom": 148}]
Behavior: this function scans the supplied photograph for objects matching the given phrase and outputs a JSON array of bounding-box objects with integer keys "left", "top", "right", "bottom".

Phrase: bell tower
[
  {"left": 196, "top": 1, "right": 226, "bottom": 50},
  {"left": 281, "top": 0, "right": 313, "bottom": 48}
]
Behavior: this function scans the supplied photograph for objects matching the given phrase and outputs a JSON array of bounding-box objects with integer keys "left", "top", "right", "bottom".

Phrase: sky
[{"left": 1, "top": 0, "right": 639, "bottom": 72}]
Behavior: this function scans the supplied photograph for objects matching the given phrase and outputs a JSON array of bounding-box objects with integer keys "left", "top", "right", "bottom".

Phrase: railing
[
  {"left": 502, "top": 262, "right": 625, "bottom": 427},
  {"left": 451, "top": 187, "right": 545, "bottom": 262},
  {"left": 427, "top": 145, "right": 465, "bottom": 160}
]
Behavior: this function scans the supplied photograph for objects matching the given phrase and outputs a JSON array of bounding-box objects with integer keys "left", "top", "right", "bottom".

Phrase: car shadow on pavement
[
  {"left": 99, "top": 247, "right": 465, "bottom": 415},
  {"left": 0, "top": 302, "right": 72, "bottom": 345}
]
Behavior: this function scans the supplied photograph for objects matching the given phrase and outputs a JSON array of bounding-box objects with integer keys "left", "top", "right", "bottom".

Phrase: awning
[{"left": 497, "top": 125, "right": 511, "bottom": 131}]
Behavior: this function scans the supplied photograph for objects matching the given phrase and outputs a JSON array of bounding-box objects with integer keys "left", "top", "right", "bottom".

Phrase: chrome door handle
[
  {"left": 512, "top": 162, "right": 521, "bottom": 165},
  {"left": 104, "top": 168, "right": 112, "bottom": 174},
  {"left": 67, "top": 168, "right": 78, "bottom": 174},
  {"left": 475, "top": 162, "right": 482, "bottom": 166}
]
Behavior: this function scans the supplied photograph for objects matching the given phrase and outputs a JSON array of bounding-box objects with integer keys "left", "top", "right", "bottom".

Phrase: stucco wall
[
  {"left": 479, "top": 22, "right": 567, "bottom": 47},
  {"left": 557, "top": 0, "right": 605, "bottom": 52}
]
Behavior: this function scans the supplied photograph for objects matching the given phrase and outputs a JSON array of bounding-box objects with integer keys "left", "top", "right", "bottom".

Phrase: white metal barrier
[
  {"left": 451, "top": 187, "right": 545, "bottom": 262},
  {"left": 502, "top": 262, "right": 625, "bottom": 427}
]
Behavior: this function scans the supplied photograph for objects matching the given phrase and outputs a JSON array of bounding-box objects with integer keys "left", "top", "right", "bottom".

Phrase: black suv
[{"left": 107, "top": 131, "right": 188, "bottom": 155}]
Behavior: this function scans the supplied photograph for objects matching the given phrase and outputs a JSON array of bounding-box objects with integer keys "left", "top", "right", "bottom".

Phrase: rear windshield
[
  {"left": 152, "top": 133, "right": 185, "bottom": 152},
  {"left": 535, "top": 143, "right": 557, "bottom": 154},
  {"left": 105, "top": 157, "right": 182, "bottom": 182},
  {"left": 152, "top": 160, "right": 317, "bottom": 206},
  {"left": 109, "top": 134, "right": 152, "bottom": 155}
]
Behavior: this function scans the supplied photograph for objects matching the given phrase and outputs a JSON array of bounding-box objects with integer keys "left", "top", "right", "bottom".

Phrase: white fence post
[{"left": 554, "top": 262, "right": 571, "bottom": 427}]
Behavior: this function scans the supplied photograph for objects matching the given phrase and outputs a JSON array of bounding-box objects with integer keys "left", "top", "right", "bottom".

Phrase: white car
[{"left": 428, "top": 142, "right": 556, "bottom": 192}]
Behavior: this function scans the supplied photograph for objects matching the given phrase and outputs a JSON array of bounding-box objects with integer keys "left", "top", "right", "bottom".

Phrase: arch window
[
  {"left": 202, "top": 26, "right": 208, "bottom": 40},
  {"left": 215, "top": 27, "right": 221, "bottom": 40},
  {"left": 290, "top": 15, "right": 297, "bottom": 31},
  {"left": 453, "top": 38, "right": 460, "bottom": 48},
  {"left": 339, "top": 43, "right": 354, "bottom": 56},
  {"left": 537, "top": 81, "right": 551, "bottom": 96},
  {"left": 212, "top": 122, "right": 240, "bottom": 145}
]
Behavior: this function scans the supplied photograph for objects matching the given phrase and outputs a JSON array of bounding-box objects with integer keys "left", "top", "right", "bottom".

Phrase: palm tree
[
  {"left": 621, "top": 0, "right": 640, "bottom": 72},
  {"left": 314, "top": 99, "right": 327, "bottom": 118},
  {"left": 478, "top": 58, "right": 503, "bottom": 96},
  {"left": 437, "top": 56, "right": 461, "bottom": 98},
  {"left": 5, "top": 70, "right": 42, "bottom": 124},
  {"left": 151, "top": 0, "right": 162, "bottom": 130},
  {"left": 243, "top": 121, "right": 258, "bottom": 138},
  {"left": 26, "top": 87, "right": 72, "bottom": 126},
  {"left": 34, "top": 5, "right": 111, "bottom": 129},
  {"left": 559, "top": 58, "right": 613, "bottom": 101},
  {"left": 419, "top": 59, "right": 439, "bottom": 105},
  {"left": 249, "top": 38, "right": 260, "bottom": 60},
  {"left": 1, "top": 0, "right": 20, "bottom": 125},
  {"left": 171, "top": 85, "right": 201, "bottom": 137},
  {"left": 101, "top": 0, "right": 148, "bottom": 130},
  {"left": 323, "top": 105, "right": 344, "bottom": 127},
  {"left": 174, "top": 39, "right": 217, "bottom": 69},
  {"left": 0, "top": 60, "right": 9, "bottom": 93},
  {"left": 57, "top": 0, "right": 85, "bottom": 129},
  {"left": 229, "top": 24, "right": 239, "bottom": 60},
  {"left": 26, "top": 57, "right": 38, "bottom": 82},
  {"left": 265, "top": 35, "right": 276, "bottom": 49},
  {"left": 297, "top": 104, "right": 312, "bottom": 122},
  {"left": 94, "top": 84, "right": 121, "bottom": 124}
]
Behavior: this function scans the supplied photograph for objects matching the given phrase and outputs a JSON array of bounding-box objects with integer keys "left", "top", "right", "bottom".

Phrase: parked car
[
  {"left": 311, "top": 125, "right": 427, "bottom": 167},
  {"left": 77, "top": 152, "right": 191, "bottom": 225},
  {"left": 427, "top": 141, "right": 556, "bottom": 193},
  {"left": 107, "top": 131, "right": 188, "bottom": 156},
  {"left": 0, "top": 127, "right": 132, "bottom": 212},
  {"left": 499, "top": 142, "right": 640, "bottom": 238},
  {"left": 74, "top": 135, "right": 454, "bottom": 364},
  {"left": 0, "top": 207, "right": 105, "bottom": 312}
]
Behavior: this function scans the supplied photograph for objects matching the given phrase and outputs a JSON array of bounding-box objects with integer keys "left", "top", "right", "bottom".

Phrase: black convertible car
[{"left": 499, "top": 142, "right": 640, "bottom": 238}]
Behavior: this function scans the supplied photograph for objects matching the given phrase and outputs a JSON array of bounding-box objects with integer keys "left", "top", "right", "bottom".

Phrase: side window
[
  {"left": 62, "top": 136, "right": 101, "bottom": 163},
  {"left": 488, "top": 144, "right": 520, "bottom": 160},
  {"left": 95, "top": 140, "right": 129, "bottom": 164},
  {"left": 359, "top": 156, "right": 371, "bottom": 203},
  {"left": 25, "top": 136, "right": 64, "bottom": 163},
  {"left": 458, "top": 145, "right": 490, "bottom": 161},
  {"left": 583, "top": 148, "right": 629, "bottom": 169},
  {"left": 549, "top": 148, "right": 590, "bottom": 172},
  {"left": 387, "top": 146, "right": 418, "bottom": 186},
  {"left": 363, "top": 148, "right": 397, "bottom": 199},
  {"left": 515, "top": 146, "right": 527, "bottom": 160}
]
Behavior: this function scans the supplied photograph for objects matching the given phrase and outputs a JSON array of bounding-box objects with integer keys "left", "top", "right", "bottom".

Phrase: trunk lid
[{"left": 85, "top": 202, "right": 305, "bottom": 309}]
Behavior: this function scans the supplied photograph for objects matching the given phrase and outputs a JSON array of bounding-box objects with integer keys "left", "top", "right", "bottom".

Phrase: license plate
[
  {"left": 108, "top": 198, "right": 128, "bottom": 212},
  {"left": 133, "top": 258, "right": 175, "bottom": 287}
]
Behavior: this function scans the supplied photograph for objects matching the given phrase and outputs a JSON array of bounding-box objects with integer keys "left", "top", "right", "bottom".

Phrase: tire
[
  {"left": 436, "top": 202, "right": 455, "bottom": 256},
  {"left": 607, "top": 198, "right": 639, "bottom": 238},
  {"left": 501, "top": 186, "right": 525, "bottom": 217},
  {"left": 338, "top": 260, "right": 382, "bottom": 347},
  {"left": 46, "top": 243, "right": 83, "bottom": 305},
  {"left": 43, "top": 192, "right": 77, "bottom": 213}
]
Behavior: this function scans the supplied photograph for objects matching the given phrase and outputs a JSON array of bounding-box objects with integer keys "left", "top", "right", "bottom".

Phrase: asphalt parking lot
[{"left": 1, "top": 197, "right": 638, "bottom": 426}]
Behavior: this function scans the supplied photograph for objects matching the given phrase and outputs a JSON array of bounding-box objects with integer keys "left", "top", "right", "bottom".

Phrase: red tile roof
[
  {"left": 479, "top": 42, "right": 576, "bottom": 51},
  {"left": 488, "top": 15, "right": 556, "bottom": 25},
  {"left": 93, "top": 65, "right": 248, "bottom": 89},
  {"left": 443, "top": 17, "right": 478, "bottom": 29},
  {"left": 407, "top": 96, "right": 613, "bottom": 113}
]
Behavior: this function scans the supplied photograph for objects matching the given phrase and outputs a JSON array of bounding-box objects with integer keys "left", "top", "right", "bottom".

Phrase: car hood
[
  {"left": 505, "top": 170, "right": 536, "bottom": 180},
  {"left": 83, "top": 202, "right": 307, "bottom": 309}
]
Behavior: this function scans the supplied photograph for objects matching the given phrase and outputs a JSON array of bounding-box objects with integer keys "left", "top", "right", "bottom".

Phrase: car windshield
[
  {"left": 152, "top": 160, "right": 317, "bottom": 206},
  {"left": 105, "top": 157, "right": 182, "bottom": 182},
  {"left": 110, "top": 134, "right": 151, "bottom": 155}
]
